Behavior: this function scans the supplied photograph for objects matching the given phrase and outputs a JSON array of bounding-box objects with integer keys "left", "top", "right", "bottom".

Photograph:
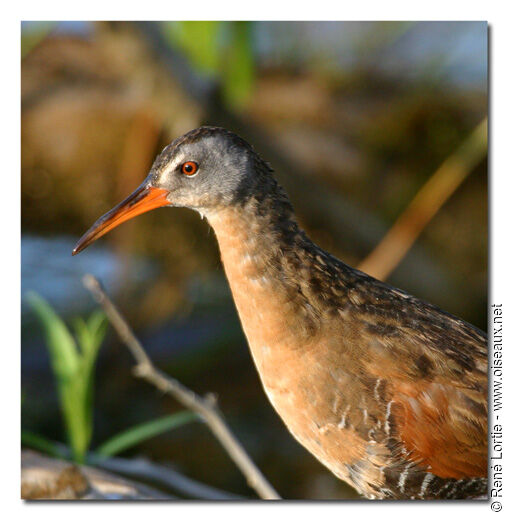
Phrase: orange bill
[{"left": 72, "top": 184, "right": 170, "bottom": 255}]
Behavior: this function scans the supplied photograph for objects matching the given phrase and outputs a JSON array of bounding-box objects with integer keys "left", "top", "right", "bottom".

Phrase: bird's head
[{"left": 73, "top": 126, "right": 267, "bottom": 255}]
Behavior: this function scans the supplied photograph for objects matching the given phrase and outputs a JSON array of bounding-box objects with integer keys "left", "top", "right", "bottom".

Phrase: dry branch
[
  {"left": 89, "top": 454, "right": 244, "bottom": 500},
  {"left": 358, "top": 117, "right": 487, "bottom": 281},
  {"left": 22, "top": 449, "right": 174, "bottom": 500},
  {"left": 82, "top": 274, "right": 280, "bottom": 500}
]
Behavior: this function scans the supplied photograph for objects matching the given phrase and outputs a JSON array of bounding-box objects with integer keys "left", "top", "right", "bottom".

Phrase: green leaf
[
  {"left": 222, "top": 22, "right": 255, "bottom": 110},
  {"left": 76, "top": 312, "right": 107, "bottom": 455},
  {"left": 87, "top": 311, "right": 108, "bottom": 349},
  {"left": 27, "top": 293, "right": 108, "bottom": 463},
  {"left": 96, "top": 411, "right": 197, "bottom": 457},
  {"left": 73, "top": 317, "right": 89, "bottom": 355},
  {"left": 161, "top": 21, "right": 256, "bottom": 111},
  {"left": 27, "top": 292, "right": 79, "bottom": 380},
  {"left": 21, "top": 430, "right": 68, "bottom": 459},
  {"left": 73, "top": 311, "right": 106, "bottom": 367},
  {"left": 60, "top": 379, "right": 89, "bottom": 463},
  {"left": 163, "top": 21, "right": 222, "bottom": 76}
]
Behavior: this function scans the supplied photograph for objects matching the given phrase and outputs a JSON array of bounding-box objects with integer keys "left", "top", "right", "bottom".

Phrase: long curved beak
[{"left": 72, "top": 183, "right": 170, "bottom": 255}]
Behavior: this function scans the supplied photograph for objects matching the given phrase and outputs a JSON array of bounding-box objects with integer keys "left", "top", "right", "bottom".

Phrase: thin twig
[
  {"left": 82, "top": 274, "right": 281, "bottom": 500},
  {"left": 358, "top": 117, "right": 487, "bottom": 281},
  {"left": 89, "top": 455, "right": 245, "bottom": 500}
]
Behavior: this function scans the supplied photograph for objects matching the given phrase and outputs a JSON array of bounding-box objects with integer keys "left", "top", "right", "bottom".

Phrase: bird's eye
[{"left": 181, "top": 161, "right": 199, "bottom": 176}]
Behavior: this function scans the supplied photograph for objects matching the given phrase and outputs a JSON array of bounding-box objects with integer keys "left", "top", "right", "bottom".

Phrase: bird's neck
[
  {"left": 205, "top": 187, "right": 342, "bottom": 350},
  {"left": 206, "top": 189, "right": 302, "bottom": 286}
]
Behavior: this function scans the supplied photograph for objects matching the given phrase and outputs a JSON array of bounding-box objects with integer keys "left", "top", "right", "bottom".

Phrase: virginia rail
[{"left": 73, "top": 127, "right": 487, "bottom": 499}]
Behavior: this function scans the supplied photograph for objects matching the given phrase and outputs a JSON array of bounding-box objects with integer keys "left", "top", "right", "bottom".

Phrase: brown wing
[
  {"left": 358, "top": 306, "right": 488, "bottom": 480},
  {"left": 391, "top": 379, "right": 487, "bottom": 479}
]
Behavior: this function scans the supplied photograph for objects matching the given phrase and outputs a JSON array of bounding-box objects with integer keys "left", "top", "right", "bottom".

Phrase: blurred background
[{"left": 21, "top": 21, "right": 487, "bottom": 499}]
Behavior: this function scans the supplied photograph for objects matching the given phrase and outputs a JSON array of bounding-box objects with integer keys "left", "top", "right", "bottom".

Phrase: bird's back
[{"left": 300, "top": 260, "right": 488, "bottom": 499}]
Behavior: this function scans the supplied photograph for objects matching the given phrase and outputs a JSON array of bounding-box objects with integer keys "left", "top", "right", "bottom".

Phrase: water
[{"left": 21, "top": 234, "right": 157, "bottom": 318}]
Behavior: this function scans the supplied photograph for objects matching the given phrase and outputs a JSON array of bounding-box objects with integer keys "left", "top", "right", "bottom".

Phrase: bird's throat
[{"left": 205, "top": 195, "right": 323, "bottom": 358}]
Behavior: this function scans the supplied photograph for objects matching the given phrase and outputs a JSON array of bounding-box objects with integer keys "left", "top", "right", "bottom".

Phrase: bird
[{"left": 73, "top": 126, "right": 487, "bottom": 499}]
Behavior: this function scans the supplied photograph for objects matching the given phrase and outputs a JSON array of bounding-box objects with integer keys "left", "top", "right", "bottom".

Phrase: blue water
[{"left": 21, "top": 234, "right": 157, "bottom": 318}]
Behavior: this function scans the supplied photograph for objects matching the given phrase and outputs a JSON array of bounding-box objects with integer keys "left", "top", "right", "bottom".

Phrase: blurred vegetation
[
  {"left": 24, "top": 294, "right": 198, "bottom": 465},
  {"left": 20, "top": 22, "right": 55, "bottom": 58},
  {"left": 27, "top": 293, "right": 107, "bottom": 462},
  {"left": 163, "top": 21, "right": 255, "bottom": 109},
  {"left": 95, "top": 410, "right": 196, "bottom": 458},
  {"left": 21, "top": 21, "right": 487, "bottom": 499}
]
